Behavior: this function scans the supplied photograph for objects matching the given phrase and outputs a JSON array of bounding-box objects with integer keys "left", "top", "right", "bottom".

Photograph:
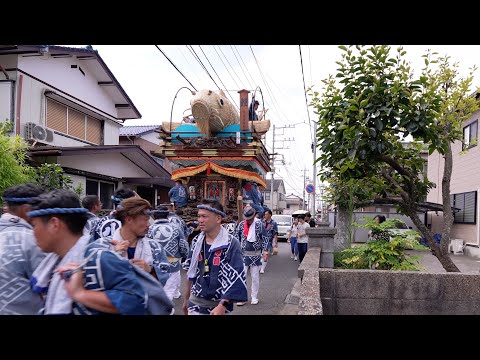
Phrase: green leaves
[{"left": 0, "top": 120, "right": 34, "bottom": 197}]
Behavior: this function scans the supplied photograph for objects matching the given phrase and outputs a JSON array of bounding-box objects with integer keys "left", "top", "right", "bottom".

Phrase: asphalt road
[{"left": 172, "top": 241, "right": 299, "bottom": 315}]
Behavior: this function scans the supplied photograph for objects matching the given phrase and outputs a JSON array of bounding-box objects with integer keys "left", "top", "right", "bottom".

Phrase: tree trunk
[
  {"left": 334, "top": 205, "right": 352, "bottom": 250},
  {"left": 439, "top": 142, "right": 460, "bottom": 271},
  {"left": 404, "top": 205, "right": 460, "bottom": 272}
]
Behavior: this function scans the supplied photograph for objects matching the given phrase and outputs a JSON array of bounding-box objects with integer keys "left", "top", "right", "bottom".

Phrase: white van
[{"left": 271, "top": 214, "right": 293, "bottom": 242}]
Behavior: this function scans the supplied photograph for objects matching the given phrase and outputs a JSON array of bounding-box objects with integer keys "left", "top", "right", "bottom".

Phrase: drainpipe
[
  {"left": 39, "top": 88, "right": 50, "bottom": 126},
  {"left": 15, "top": 74, "right": 23, "bottom": 135},
  {"left": 126, "top": 135, "right": 135, "bottom": 144}
]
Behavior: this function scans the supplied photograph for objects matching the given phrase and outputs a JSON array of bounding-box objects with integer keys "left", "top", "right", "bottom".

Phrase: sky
[{"left": 86, "top": 45, "right": 480, "bottom": 205}]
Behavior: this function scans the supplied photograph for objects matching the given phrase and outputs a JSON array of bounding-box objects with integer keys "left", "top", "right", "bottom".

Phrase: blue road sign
[{"left": 306, "top": 184, "right": 315, "bottom": 193}]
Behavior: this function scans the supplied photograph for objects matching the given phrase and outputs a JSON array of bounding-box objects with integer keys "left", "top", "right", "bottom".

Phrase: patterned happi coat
[
  {"left": 0, "top": 214, "right": 46, "bottom": 314},
  {"left": 146, "top": 219, "right": 189, "bottom": 273},
  {"left": 91, "top": 213, "right": 122, "bottom": 241},
  {"left": 184, "top": 228, "right": 247, "bottom": 314},
  {"left": 262, "top": 218, "right": 278, "bottom": 252},
  {"left": 167, "top": 213, "right": 192, "bottom": 240},
  {"left": 82, "top": 211, "right": 99, "bottom": 237},
  {"left": 90, "top": 227, "right": 170, "bottom": 287},
  {"left": 222, "top": 222, "right": 238, "bottom": 236},
  {"left": 74, "top": 240, "right": 147, "bottom": 315},
  {"left": 236, "top": 218, "right": 268, "bottom": 267}
]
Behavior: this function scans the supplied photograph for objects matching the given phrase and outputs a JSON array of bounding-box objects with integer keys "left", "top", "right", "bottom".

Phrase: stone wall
[{"left": 319, "top": 269, "right": 480, "bottom": 315}]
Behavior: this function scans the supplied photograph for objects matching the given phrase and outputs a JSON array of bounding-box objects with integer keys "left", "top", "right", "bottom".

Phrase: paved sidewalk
[{"left": 408, "top": 250, "right": 480, "bottom": 273}]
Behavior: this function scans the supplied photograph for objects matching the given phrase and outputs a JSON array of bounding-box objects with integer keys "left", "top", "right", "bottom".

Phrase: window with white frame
[
  {"left": 86, "top": 179, "right": 115, "bottom": 210},
  {"left": 264, "top": 192, "right": 270, "bottom": 200},
  {"left": 450, "top": 191, "right": 477, "bottom": 224},
  {"left": 463, "top": 120, "right": 478, "bottom": 150}
]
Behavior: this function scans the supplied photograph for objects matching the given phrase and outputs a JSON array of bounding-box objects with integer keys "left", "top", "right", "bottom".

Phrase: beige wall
[{"left": 427, "top": 112, "right": 480, "bottom": 245}]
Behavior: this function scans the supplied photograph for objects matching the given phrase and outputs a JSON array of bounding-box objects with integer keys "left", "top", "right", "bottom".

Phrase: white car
[{"left": 271, "top": 215, "right": 293, "bottom": 242}]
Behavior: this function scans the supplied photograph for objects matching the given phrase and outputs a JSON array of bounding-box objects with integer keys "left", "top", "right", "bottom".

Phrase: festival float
[{"left": 154, "top": 89, "right": 271, "bottom": 223}]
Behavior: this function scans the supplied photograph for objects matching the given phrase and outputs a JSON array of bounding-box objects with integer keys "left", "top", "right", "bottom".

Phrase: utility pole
[
  {"left": 269, "top": 124, "right": 295, "bottom": 214},
  {"left": 302, "top": 168, "right": 307, "bottom": 210},
  {"left": 312, "top": 120, "right": 317, "bottom": 216},
  {"left": 270, "top": 124, "right": 275, "bottom": 212}
]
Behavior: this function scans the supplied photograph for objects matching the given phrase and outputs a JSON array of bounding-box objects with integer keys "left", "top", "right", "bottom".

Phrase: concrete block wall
[{"left": 319, "top": 269, "right": 480, "bottom": 315}]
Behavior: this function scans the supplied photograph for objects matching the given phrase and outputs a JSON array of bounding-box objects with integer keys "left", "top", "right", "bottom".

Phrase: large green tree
[
  {"left": 427, "top": 54, "right": 479, "bottom": 261},
  {"left": 310, "top": 45, "right": 476, "bottom": 272},
  {"left": 324, "top": 176, "right": 374, "bottom": 250}
]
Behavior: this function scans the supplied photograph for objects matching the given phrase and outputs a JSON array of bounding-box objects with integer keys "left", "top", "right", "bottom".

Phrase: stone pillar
[{"left": 306, "top": 227, "right": 336, "bottom": 268}]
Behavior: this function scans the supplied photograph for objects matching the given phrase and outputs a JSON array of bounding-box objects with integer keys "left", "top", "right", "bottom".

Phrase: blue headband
[
  {"left": 111, "top": 196, "right": 124, "bottom": 202},
  {"left": 27, "top": 208, "right": 88, "bottom": 217},
  {"left": 3, "top": 197, "right": 34, "bottom": 203},
  {"left": 197, "top": 205, "right": 226, "bottom": 218},
  {"left": 150, "top": 209, "right": 170, "bottom": 214}
]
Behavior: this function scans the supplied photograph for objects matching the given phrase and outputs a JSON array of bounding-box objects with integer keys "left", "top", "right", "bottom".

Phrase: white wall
[
  {"left": 17, "top": 72, "right": 120, "bottom": 145},
  {"left": 104, "top": 121, "right": 121, "bottom": 145},
  {"left": 142, "top": 132, "right": 160, "bottom": 144},
  {"left": 18, "top": 75, "right": 43, "bottom": 130},
  {"left": 68, "top": 174, "right": 86, "bottom": 197},
  {"left": 18, "top": 55, "right": 118, "bottom": 118},
  {"left": 53, "top": 133, "right": 92, "bottom": 147},
  {"left": 57, "top": 153, "right": 150, "bottom": 179},
  {"left": 0, "top": 82, "right": 13, "bottom": 123}
]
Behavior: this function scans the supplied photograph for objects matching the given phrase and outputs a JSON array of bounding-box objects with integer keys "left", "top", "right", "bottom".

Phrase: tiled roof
[
  {"left": 119, "top": 125, "right": 160, "bottom": 136},
  {"left": 265, "top": 179, "right": 284, "bottom": 192}
]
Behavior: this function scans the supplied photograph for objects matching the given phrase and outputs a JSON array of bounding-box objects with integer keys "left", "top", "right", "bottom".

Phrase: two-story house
[
  {"left": 0, "top": 45, "right": 173, "bottom": 210},
  {"left": 264, "top": 179, "right": 286, "bottom": 214},
  {"left": 284, "top": 194, "right": 304, "bottom": 214},
  {"left": 119, "top": 125, "right": 174, "bottom": 205},
  {"left": 427, "top": 109, "right": 480, "bottom": 257}
]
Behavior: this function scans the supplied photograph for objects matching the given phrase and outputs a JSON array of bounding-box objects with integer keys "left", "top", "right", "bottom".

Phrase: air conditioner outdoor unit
[{"left": 24, "top": 122, "right": 55, "bottom": 145}]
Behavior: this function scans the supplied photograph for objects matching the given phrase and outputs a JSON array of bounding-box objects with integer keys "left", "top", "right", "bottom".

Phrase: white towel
[
  {"left": 111, "top": 228, "right": 153, "bottom": 267},
  {"left": 31, "top": 234, "right": 90, "bottom": 314},
  {"left": 187, "top": 227, "right": 229, "bottom": 279},
  {"left": 247, "top": 218, "right": 260, "bottom": 243}
]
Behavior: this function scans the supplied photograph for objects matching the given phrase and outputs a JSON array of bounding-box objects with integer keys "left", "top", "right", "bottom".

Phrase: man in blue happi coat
[
  {"left": 168, "top": 180, "right": 188, "bottom": 209},
  {"left": 235, "top": 205, "right": 268, "bottom": 305},
  {"left": 183, "top": 199, "right": 247, "bottom": 315},
  {"left": 0, "top": 184, "right": 46, "bottom": 314},
  {"left": 90, "top": 187, "right": 136, "bottom": 241},
  {"left": 29, "top": 189, "right": 146, "bottom": 315},
  {"left": 146, "top": 205, "right": 189, "bottom": 300}
]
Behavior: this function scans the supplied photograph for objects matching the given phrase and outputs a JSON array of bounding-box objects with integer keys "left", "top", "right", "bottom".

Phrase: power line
[
  {"left": 187, "top": 45, "right": 221, "bottom": 91},
  {"left": 198, "top": 45, "right": 239, "bottom": 111},
  {"left": 212, "top": 45, "right": 240, "bottom": 89},
  {"left": 248, "top": 46, "right": 289, "bottom": 126},
  {"left": 177, "top": 46, "right": 204, "bottom": 85},
  {"left": 155, "top": 45, "right": 197, "bottom": 91},
  {"left": 232, "top": 46, "right": 256, "bottom": 90},
  {"left": 299, "top": 45, "right": 314, "bottom": 144}
]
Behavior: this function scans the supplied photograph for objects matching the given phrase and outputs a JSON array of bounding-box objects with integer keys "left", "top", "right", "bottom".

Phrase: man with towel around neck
[
  {"left": 182, "top": 199, "right": 247, "bottom": 315},
  {"left": 235, "top": 205, "right": 268, "bottom": 306}
]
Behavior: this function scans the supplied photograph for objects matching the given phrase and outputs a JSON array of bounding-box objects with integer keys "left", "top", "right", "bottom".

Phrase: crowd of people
[{"left": 0, "top": 182, "right": 313, "bottom": 315}]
